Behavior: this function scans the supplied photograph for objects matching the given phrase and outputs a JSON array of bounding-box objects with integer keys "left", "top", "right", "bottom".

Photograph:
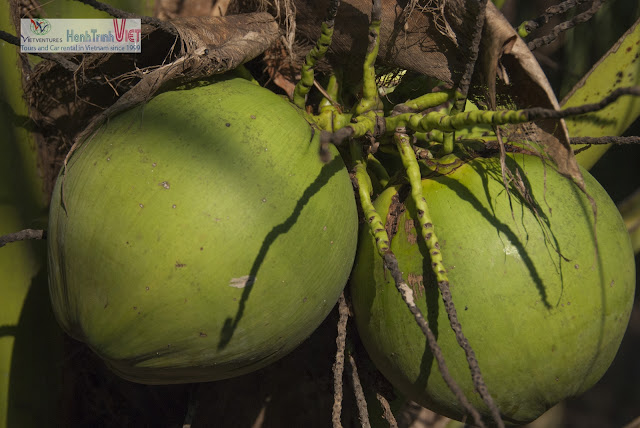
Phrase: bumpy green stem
[
  {"left": 389, "top": 109, "right": 528, "bottom": 134},
  {"left": 400, "top": 91, "right": 453, "bottom": 113},
  {"left": 394, "top": 130, "right": 504, "bottom": 428},
  {"left": 441, "top": 131, "right": 455, "bottom": 155},
  {"left": 400, "top": 91, "right": 457, "bottom": 156},
  {"left": 293, "top": 22, "right": 335, "bottom": 109},
  {"left": 366, "top": 154, "right": 390, "bottom": 189},
  {"left": 321, "top": 86, "right": 640, "bottom": 151},
  {"left": 319, "top": 110, "right": 379, "bottom": 158},
  {"left": 351, "top": 137, "right": 486, "bottom": 428},
  {"left": 315, "top": 75, "right": 354, "bottom": 132},
  {"left": 394, "top": 131, "right": 449, "bottom": 283},
  {"left": 319, "top": 74, "right": 341, "bottom": 112},
  {"left": 353, "top": 0, "right": 382, "bottom": 116},
  {"left": 350, "top": 140, "right": 390, "bottom": 254}
]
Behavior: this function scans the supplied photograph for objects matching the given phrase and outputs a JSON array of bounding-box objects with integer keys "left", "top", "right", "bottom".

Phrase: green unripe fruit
[
  {"left": 350, "top": 153, "right": 635, "bottom": 425},
  {"left": 47, "top": 77, "right": 358, "bottom": 384}
]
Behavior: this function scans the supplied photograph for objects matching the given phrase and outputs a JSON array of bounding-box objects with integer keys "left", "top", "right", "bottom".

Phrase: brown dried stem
[
  {"left": 524, "top": 86, "right": 640, "bottom": 120},
  {"left": 348, "top": 354, "right": 371, "bottom": 428},
  {"left": 375, "top": 393, "right": 398, "bottom": 428},
  {"left": 572, "top": 136, "right": 640, "bottom": 155},
  {"left": 396, "top": 129, "right": 503, "bottom": 427},
  {"left": 382, "top": 252, "right": 486, "bottom": 428},
  {"left": 0, "top": 229, "right": 46, "bottom": 248},
  {"left": 182, "top": 385, "right": 199, "bottom": 428},
  {"left": 453, "top": 0, "right": 488, "bottom": 113},
  {"left": 0, "top": 30, "right": 79, "bottom": 73},
  {"left": 352, "top": 137, "right": 486, "bottom": 426},
  {"left": 211, "top": 0, "right": 231, "bottom": 16},
  {"left": 527, "top": 0, "right": 604, "bottom": 50},
  {"left": 520, "top": 0, "right": 591, "bottom": 35},
  {"left": 571, "top": 136, "right": 640, "bottom": 145},
  {"left": 332, "top": 293, "right": 349, "bottom": 428}
]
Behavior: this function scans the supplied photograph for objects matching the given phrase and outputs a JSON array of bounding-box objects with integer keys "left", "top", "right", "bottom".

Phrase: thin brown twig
[
  {"left": 520, "top": 0, "right": 591, "bottom": 34},
  {"left": 527, "top": 0, "right": 604, "bottom": 50},
  {"left": 0, "top": 30, "right": 80, "bottom": 73},
  {"left": 453, "top": 0, "right": 488, "bottom": 113},
  {"left": 350, "top": 134, "right": 486, "bottom": 426},
  {"left": 382, "top": 252, "right": 486, "bottom": 428},
  {"left": 402, "top": 0, "right": 457, "bottom": 45},
  {"left": 396, "top": 128, "right": 503, "bottom": 426},
  {"left": 524, "top": 86, "right": 640, "bottom": 120},
  {"left": 313, "top": 80, "right": 341, "bottom": 107},
  {"left": 571, "top": 136, "right": 640, "bottom": 145},
  {"left": 348, "top": 354, "right": 371, "bottom": 428},
  {"left": 0, "top": 229, "right": 46, "bottom": 248},
  {"left": 572, "top": 136, "right": 640, "bottom": 155},
  {"left": 437, "top": 278, "right": 504, "bottom": 428},
  {"left": 211, "top": 0, "right": 231, "bottom": 16},
  {"left": 332, "top": 293, "right": 349, "bottom": 428},
  {"left": 375, "top": 393, "right": 398, "bottom": 428}
]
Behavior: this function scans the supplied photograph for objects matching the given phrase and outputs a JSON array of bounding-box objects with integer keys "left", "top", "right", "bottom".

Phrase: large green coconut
[
  {"left": 47, "top": 76, "right": 358, "bottom": 384},
  {"left": 350, "top": 153, "right": 635, "bottom": 425}
]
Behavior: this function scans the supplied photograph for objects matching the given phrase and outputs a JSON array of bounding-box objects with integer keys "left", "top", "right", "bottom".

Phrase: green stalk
[
  {"left": 350, "top": 141, "right": 390, "bottom": 254},
  {"left": 441, "top": 132, "right": 455, "bottom": 155},
  {"left": 293, "top": 22, "right": 334, "bottom": 109},
  {"left": 315, "top": 74, "right": 354, "bottom": 132},
  {"left": 366, "top": 154, "right": 390, "bottom": 189},
  {"left": 401, "top": 91, "right": 453, "bottom": 112},
  {"left": 394, "top": 131, "right": 504, "bottom": 428},
  {"left": 350, "top": 129, "right": 489, "bottom": 428},
  {"left": 353, "top": 12, "right": 382, "bottom": 116},
  {"left": 394, "top": 132, "right": 448, "bottom": 283},
  {"left": 388, "top": 109, "right": 528, "bottom": 134},
  {"left": 319, "top": 74, "right": 341, "bottom": 112}
]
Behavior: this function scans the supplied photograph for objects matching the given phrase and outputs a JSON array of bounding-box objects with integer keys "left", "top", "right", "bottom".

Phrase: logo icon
[{"left": 29, "top": 18, "right": 51, "bottom": 35}]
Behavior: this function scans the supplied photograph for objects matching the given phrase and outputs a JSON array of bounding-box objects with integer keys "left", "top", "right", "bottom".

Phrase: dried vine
[
  {"left": 348, "top": 354, "right": 371, "bottom": 428},
  {"left": 526, "top": 0, "right": 605, "bottom": 50},
  {"left": 517, "top": 0, "right": 592, "bottom": 36},
  {"left": 332, "top": 293, "right": 349, "bottom": 428},
  {"left": 0, "top": 229, "right": 46, "bottom": 248}
]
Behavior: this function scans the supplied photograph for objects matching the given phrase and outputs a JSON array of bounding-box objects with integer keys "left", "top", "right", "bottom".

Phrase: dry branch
[
  {"left": 375, "top": 393, "right": 398, "bottom": 428},
  {"left": 382, "top": 252, "right": 486, "bottom": 428},
  {"left": 348, "top": 354, "right": 371, "bottom": 428},
  {"left": 527, "top": 0, "right": 604, "bottom": 50},
  {"left": 332, "top": 293, "right": 349, "bottom": 428},
  {"left": 0, "top": 229, "right": 46, "bottom": 248}
]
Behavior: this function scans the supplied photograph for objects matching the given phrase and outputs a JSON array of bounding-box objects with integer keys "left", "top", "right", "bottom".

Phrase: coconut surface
[
  {"left": 350, "top": 153, "right": 635, "bottom": 425},
  {"left": 47, "top": 77, "right": 358, "bottom": 384}
]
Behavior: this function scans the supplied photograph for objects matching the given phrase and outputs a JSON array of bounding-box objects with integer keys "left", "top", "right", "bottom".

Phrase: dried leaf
[{"left": 474, "top": 2, "right": 584, "bottom": 191}]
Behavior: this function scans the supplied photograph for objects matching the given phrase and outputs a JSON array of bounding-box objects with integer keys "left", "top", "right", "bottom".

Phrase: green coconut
[
  {"left": 350, "top": 153, "right": 635, "bottom": 425},
  {"left": 47, "top": 76, "right": 358, "bottom": 384}
]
